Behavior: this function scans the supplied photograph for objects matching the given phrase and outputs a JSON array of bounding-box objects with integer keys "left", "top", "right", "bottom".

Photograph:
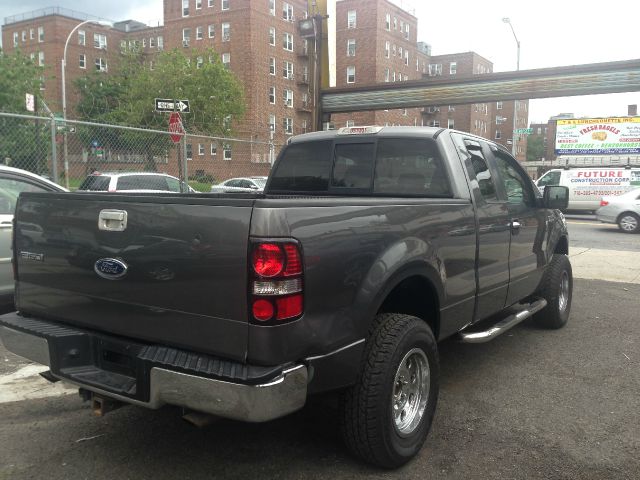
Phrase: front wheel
[
  {"left": 340, "top": 313, "right": 439, "bottom": 468},
  {"left": 533, "top": 254, "right": 573, "bottom": 329},
  {"left": 618, "top": 212, "right": 640, "bottom": 233}
]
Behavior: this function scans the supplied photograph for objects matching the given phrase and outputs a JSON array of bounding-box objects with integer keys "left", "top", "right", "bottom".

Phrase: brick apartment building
[{"left": 2, "top": 1, "right": 530, "bottom": 180}]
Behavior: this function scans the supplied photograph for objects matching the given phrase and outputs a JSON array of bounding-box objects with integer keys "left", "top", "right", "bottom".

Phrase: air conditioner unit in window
[
  {"left": 183, "top": 39, "right": 190, "bottom": 47},
  {"left": 222, "top": 34, "right": 230, "bottom": 42}
]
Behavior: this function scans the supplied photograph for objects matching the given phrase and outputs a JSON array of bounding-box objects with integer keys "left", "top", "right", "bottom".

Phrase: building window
[
  {"left": 78, "top": 30, "right": 85, "bottom": 46},
  {"left": 283, "top": 89, "right": 293, "bottom": 108},
  {"left": 21, "top": 30, "right": 26, "bottom": 42},
  {"left": 38, "top": 26, "right": 44, "bottom": 42},
  {"left": 404, "top": 23, "right": 410, "bottom": 39},
  {"left": 269, "top": 114, "right": 276, "bottom": 132},
  {"left": 269, "top": 0, "right": 275, "bottom": 15},
  {"left": 196, "top": 0, "right": 202, "bottom": 9},
  {"left": 393, "top": 17, "right": 397, "bottom": 30},
  {"left": 283, "top": 2, "right": 294, "bottom": 21},
  {"left": 347, "top": 38, "right": 356, "bottom": 56},
  {"left": 283, "top": 60, "right": 294, "bottom": 79},
  {"left": 385, "top": 41, "right": 390, "bottom": 58},
  {"left": 448, "top": 105, "right": 455, "bottom": 112},
  {"left": 209, "top": 0, "right": 214, "bottom": 6},
  {"left": 182, "top": 0, "right": 189, "bottom": 17},
  {"left": 283, "top": 32, "right": 293, "bottom": 51},
  {"left": 495, "top": 130, "right": 502, "bottom": 139},
  {"left": 347, "top": 10, "right": 356, "bottom": 28},
  {"left": 186, "top": 144, "right": 193, "bottom": 160},
  {"left": 158, "top": 36, "right": 164, "bottom": 50},
  {"left": 95, "top": 57, "right": 107, "bottom": 72},
  {"left": 448, "top": 119, "right": 455, "bottom": 129},
  {"left": 13, "top": 32, "right": 18, "bottom": 47},
  {"left": 198, "top": 143, "right": 205, "bottom": 155},
  {"left": 38, "top": 51, "right": 45, "bottom": 67},
  {"left": 29, "top": 28, "right": 34, "bottom": 40},
  {"left": 183, "top": 28, "right": 191, "bottom": 44},
  {"left": 269, "top": 86, "right": 275, "bottom": 104},
  {"left": 392, "top": 44, "right": 396, "bottom": 56},
  {"left": 404, "top": 50, "right": 409, "bottom": 66},
  {"left": 79, "top": 54, "right": 86, "bottom": 69},
  {"left": 284, "top": 117, "right": 293, "bottom": 135},
  {"left": 222, "top": 23, "right": 230, "bottom": 41},
  {"left": 211, "top": 143, "right": 217, "bottom": 155},
  {"left": 208, "top": 24, "right": 215, "bottom": 38},
  {"left": 384, "top": 68, "right": 390, "bottom": 82},
  {"left": 346, "top": 66, "right": 355, "bottom": 84},
  {"left": 150, "top": 37, "right": 156, "bottom": 47},
  {"left": 223, "top": 143, "right": 232, "bottom": 160},
  {"left": 197, "top": 56, "right": 204, "bottom": 68},
  {"left": 496, "top": 115, "right": 506, "bottom": 125},
  {"left": 450, "top": 62, "right": 457, "bottom": 75},
  {"left": 196, "top": 26, "right": 203, "bottom": 40},
  {"left": 346, "top": 120, "right": 355, "bottom": 128},
  {"left": 496, "top": 101, "right": 503, "bottom": 110},
  {"left": 385, "top": 13, "right": 391, "bottom": 30},
  {"left": 269, "top": 27, "right": 276, "bottom": 46},
  {"left": 222, "top": 52, "right": 230, "bottom": 68},
  {"left": 428, "top": 63, "right": 442, "bottom": 76},
  {"left": 94, "top": 33, "right": 107, "bottom": 49},
  {"left": 222, "top": 0, "right": 229, "bottom": 10}
]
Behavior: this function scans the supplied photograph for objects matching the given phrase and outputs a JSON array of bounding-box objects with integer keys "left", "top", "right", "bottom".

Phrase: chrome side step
[{"left": 458, "top": 298, "right": 548, "bottom": 344}]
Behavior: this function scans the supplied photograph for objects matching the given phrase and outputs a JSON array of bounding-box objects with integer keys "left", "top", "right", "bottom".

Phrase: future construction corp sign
[{"left": 555, "top": 117, "right": 640, "bottom": 155}]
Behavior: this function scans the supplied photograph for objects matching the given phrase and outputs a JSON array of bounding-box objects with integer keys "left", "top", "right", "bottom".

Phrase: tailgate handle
[{"left": 99, "top": 209, "right": 128, "bottom": 232}]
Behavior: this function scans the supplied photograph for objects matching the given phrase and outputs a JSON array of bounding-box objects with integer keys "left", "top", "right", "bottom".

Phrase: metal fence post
[
  {"left": 50, "top": 116, "right": 58, "bottom": 183},
  {"left": 182, "top": 134, "right": 188, "bottom": 190}
]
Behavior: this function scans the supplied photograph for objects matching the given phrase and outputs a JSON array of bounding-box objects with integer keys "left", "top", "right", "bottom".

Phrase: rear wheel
[
  {"left": 618, "top": 212, "right": 640, "bottom": 233},
  {"left": 533, "top": 254, "right": 573, "bottom": 329},
  {"left": 340, "top": 313, "right": 439, "bottom": 468}
]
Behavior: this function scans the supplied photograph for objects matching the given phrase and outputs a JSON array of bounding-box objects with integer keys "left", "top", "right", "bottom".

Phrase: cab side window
[
  {"left": 492, "top": 151, "right": 533, "bottom": 206},
  {"left": 464, "top": 142, "right": 498, "bottom": 202}
]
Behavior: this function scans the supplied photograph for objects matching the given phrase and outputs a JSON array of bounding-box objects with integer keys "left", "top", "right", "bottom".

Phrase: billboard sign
[{"left": 555, "top": 117, "right": 640, "bottom": 155}]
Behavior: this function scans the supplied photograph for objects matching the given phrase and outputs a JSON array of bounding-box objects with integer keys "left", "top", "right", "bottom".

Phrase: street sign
[
  {"left": 168, "top": 112, "right": 185, "bottom": 143},
  {"left": 155, "top": 98, "right": 190, "bottom": 113},
  {"left": 514, "top": 128, "right": 533, "bottom": 134}
]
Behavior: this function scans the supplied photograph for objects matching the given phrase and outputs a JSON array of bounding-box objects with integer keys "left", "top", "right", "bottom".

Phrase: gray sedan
[
  {"left": 596, "top": 188, "right": 640, "bottom": 233},
  {"left": 210, "top": 176, "right": 268, "bottom": 193}
]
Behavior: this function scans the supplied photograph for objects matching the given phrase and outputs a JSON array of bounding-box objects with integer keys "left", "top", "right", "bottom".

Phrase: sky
[{"left": 1, "top": 0, "right": 638, "bottom": 123}]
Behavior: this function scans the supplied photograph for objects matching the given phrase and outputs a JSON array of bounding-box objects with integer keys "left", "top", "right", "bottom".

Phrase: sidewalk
[{"left": 570, "top": 247, "right": 640, "bottom": 284}]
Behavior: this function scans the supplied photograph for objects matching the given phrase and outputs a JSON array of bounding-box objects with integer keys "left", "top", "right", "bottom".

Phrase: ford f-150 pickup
[{"left": 0, "top": 126, "right": 571, "bottom": 468}]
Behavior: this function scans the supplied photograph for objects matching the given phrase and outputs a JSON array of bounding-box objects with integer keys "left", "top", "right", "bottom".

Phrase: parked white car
[
  {"left": 596, "top": 188, "right": 640, "bottom": 233},
  {"left": 0, "top": 166, "right": 67, "bottom": 312},
  {"left": 210, "top": 176, "right": 268, "bottom": 193},
  {"left": 78, "top": 172, "right": 195, "bottom": 193}
]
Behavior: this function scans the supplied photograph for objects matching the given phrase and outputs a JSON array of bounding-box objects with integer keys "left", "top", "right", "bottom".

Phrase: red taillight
[
  {"left": 252, "top": 243, "right": 285, "bottom": 277},
  {"left": 250, "top": 241, "right": 304, "bottom": 324},
  {"left": 252, "top": 299, "right": 275, "bottom": 322},
  {"left": 276, "top": 294, "right": 303, "bottom": 320},
  {"left": 600, "top": 199, "right": 609, "bottom": 206}
]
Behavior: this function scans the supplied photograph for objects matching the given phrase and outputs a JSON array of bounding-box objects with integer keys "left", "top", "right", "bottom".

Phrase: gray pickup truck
[{"left": 0, "top": 126, "right": 571, "bottom": 468}]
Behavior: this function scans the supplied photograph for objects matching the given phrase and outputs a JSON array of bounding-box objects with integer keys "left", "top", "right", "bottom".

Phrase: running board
[{"left": 458, "top": 298, "right": 548, "bottom": 344}]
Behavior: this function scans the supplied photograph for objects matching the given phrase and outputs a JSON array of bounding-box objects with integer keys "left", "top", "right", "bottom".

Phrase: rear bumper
[{"left": 0, "top": 313, "right": 307, "bottom": 422}]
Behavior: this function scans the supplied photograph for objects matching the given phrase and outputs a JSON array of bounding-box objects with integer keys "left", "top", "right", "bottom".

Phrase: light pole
[
  {"left": 502, "top": 17, "right": 520, "bottom": 158},
  {"left": 61, "top": 19, "right": 110, "bottom": 188}
]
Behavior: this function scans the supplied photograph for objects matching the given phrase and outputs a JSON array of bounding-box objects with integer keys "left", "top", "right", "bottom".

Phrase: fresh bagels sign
[{"left": 555, "top": 116, "right": 640, "bottom": 155}]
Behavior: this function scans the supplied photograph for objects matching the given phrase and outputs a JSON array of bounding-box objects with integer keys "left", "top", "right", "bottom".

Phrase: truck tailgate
[{"left": 14, "top": 192, "right": 255, "bottom": 362}]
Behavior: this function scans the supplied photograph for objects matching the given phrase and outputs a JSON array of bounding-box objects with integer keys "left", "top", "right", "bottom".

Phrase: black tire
[
  {"left": 617, "top": 212, "right": 640, "bottom": 234},
  {"left": 533, "top": 254, "right": 573, "bottom": 329},
  {"left": 340, "top": 313, "right": 439, "bottom": 468}
]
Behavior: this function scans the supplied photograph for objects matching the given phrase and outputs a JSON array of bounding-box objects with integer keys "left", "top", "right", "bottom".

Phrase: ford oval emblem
[{"left": 94, "top": 258, "right": 128, "bottom": 280}]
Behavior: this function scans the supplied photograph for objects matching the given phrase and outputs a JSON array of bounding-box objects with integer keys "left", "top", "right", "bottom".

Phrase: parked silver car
[
  {"left": 0, "top": 166, "right": 67, "bottom": 312},
  {"left": 210, "top": 176, "right": 267, "bottom": 193},
  {"left": 596, "top": 188, "right": 640, "bottom": 233},
  {"left": 78, "top": 172, "right": 195, "bottom": 193}
]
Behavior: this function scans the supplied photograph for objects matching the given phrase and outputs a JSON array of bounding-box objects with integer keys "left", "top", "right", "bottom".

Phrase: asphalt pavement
[{"left": 1, "top": 277, "right": 639, "bottom": 479}]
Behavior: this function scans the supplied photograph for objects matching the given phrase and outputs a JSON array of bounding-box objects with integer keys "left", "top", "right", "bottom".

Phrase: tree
[
  {"left": 526, "top": 135, "right": 545, "bottom": 162},
  {"left": 0, "top": 49, "right": 50, "bottom": 173},
  {"left": 74, "top": 48, "right": 245, "bottom": 171}
]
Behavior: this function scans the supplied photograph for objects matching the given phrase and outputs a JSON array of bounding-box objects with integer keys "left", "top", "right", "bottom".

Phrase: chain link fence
[{"left": 0, "top": 112, "right": 277, "bottom": 192}]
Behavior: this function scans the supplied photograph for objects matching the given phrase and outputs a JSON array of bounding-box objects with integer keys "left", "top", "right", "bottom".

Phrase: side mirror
[{"left": 543, "top": 185, "right": 569, "bottom": 210}]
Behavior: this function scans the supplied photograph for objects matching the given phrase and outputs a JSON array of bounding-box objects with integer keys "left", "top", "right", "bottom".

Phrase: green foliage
[
  {"left": 526, "top": 135, "right": 545, "bottom": 162},
  {"left": 0, "top": 48, "right": 50, "bottom": 174},
  {"left": 74, "top": 47, "right": 245, "bottom": 171}
]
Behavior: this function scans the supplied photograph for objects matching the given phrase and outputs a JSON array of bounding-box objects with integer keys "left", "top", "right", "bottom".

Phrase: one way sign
[{"left": 155, "top": 98, "right": 190, "bottom": 113}]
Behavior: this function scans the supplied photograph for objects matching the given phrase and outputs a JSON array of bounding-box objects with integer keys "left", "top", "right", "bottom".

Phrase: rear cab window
[{"left": 268, "top": 136, "right": 451, "bottom": 197}]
